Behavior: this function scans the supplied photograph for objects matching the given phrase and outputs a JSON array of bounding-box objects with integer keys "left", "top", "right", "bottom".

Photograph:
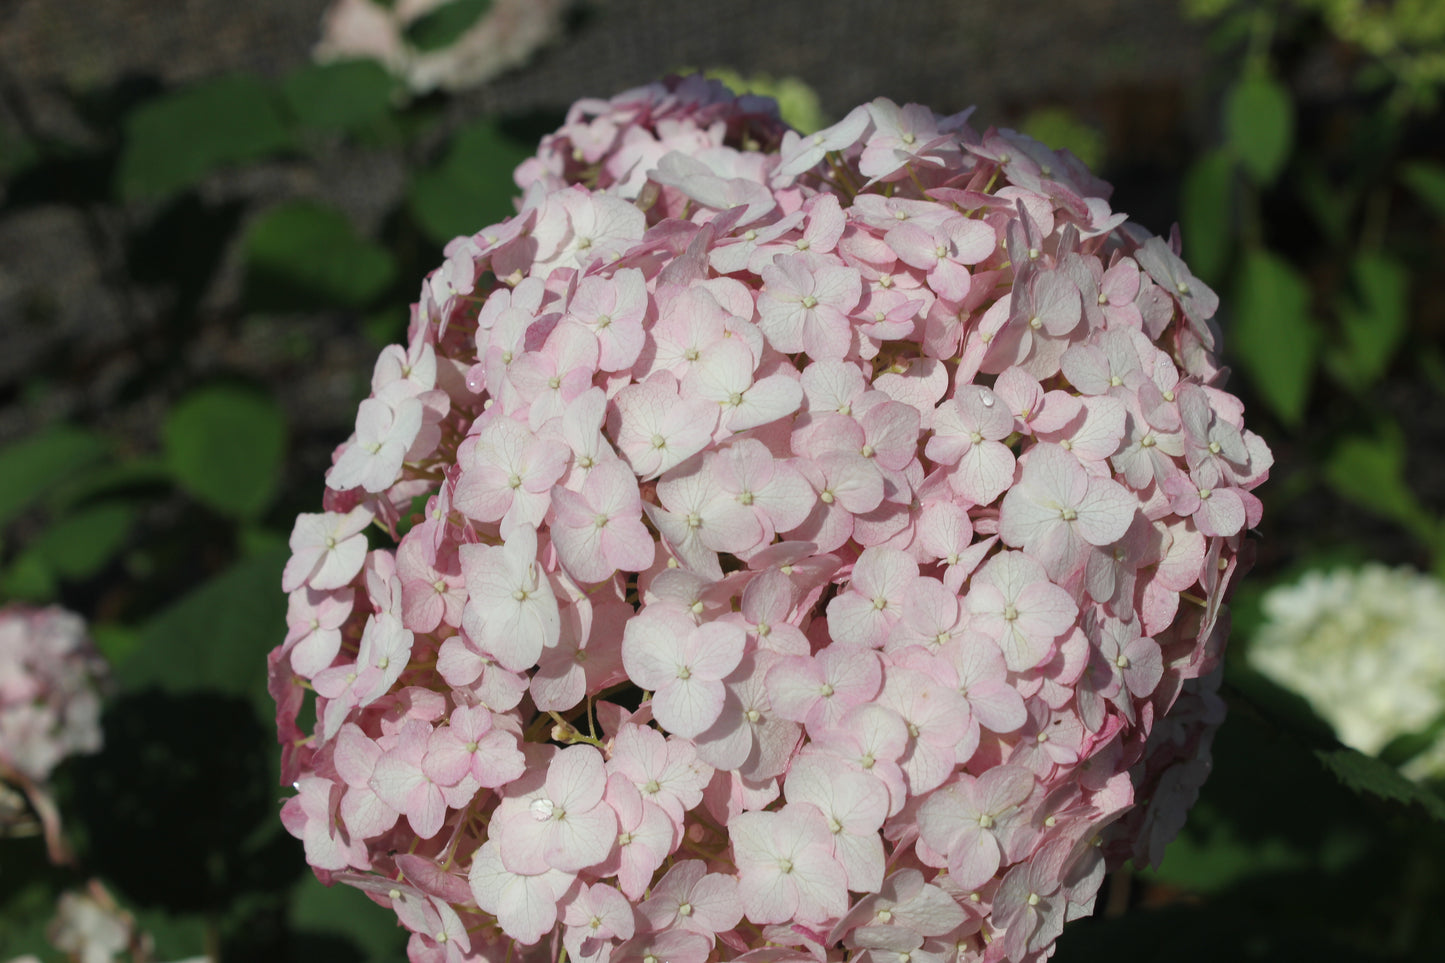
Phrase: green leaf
[
  {"left": 242, "top": 201, "right": 397, "bottom": 310},
  {"left": 0, "top": 552, "right": 57, "bottom": 602},
  {"left": 1379, "top": 711, "right": 1445, "bottom": 770},
  {"left": 1180, "top": 149, "right": 1236, "bottom": 284},
  {"left": 1224, "top": 74, "right": 1293, "bottom": 185},
  {"left": 1294, "top": 161, "right": 1353, "bottom": 247},
  {"left": 92, "top": 622, "right": 142, "bottom": 664},
  {"left": 282, "top": 59, "right": 399, "bottom": 133},
  {"left": 1400, "top": 160, "right": 1445, "bottom": 221},
  {"left": 27, "top": 502, "right": 135, "bottom": 579},
  {"left": 118, "top": 74, "right": 293, "bottom": 201},
  {"left": 290, "top": 873, "right": 411, "bottom": 963},
  {"left": 1330, "top": 253, "right": 1409, "bottom": 390},
  {"left": 404, "top": 0, "right": 494, "bottom": 52},
  {"left": 1230, "top": 248, "right": 1318, "bottom": 425},
  {"left": 1146, "top": 806, "right": 1315, "bottom": 892},
  {"left": 117, "top": 545, "right": 288, "bottom": 714},
  {"left": 1019, "top": 107, "right": 1106, "bottom": 171},
  {"left": 1315, "top": 746, "right": 1445, "bottom": 822},
  {"left": 0, "top": 424, "right": 106, "bottom": 527},
  {"left": 1324, "top": 422, "right": 1434, "bottom": 542},
  {"left": 163, "top": 385, "right": 287, "bottom": 519},
  {"left": 408, "top": 118, "right": 533, "bottom": 245}
]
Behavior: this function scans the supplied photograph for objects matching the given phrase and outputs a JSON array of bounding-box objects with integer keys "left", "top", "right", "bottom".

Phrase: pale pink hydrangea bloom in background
[
  {"left": 272, "top": 75, "right": 1270, "bottom": 963},
  {"left": 314, "top": 0, "right": 572, "bottom": 95},
  {"left": 0, "top": 605, "right": 107, "bottom": 864},
  {"left": 40, "top": 879, "right": 212, "bottom": 963}
]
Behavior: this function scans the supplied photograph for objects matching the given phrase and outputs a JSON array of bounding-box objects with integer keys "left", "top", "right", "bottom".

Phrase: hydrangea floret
[
  {"left": 270, "top": 75, "right": 1270, "bottom": 962},
  {"left": 1, "top": 604, "right": 107, "bottom": 864}
]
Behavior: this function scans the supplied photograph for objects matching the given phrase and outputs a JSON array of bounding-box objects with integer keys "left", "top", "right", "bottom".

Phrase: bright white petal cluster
[
  {"left": 270, "top": 76, "right": 1270, "bottom": 963},
  {"left": 1248, "top": 564, "right": 1445, "bottom": 776}
]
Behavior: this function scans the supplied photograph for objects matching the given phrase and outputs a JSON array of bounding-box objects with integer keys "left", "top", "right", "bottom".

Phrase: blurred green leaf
[
  {"left": 92, "top": 622, "right": 142, "bottom": 664},
  {"left": 0, "top": 872, "right": 61, "bottom": 960},
  {"left": 0, "top": 425, "right": 106, "bottom": 527},
  {"left": 404, "top": 0, "right": 494, "bottom": 52},
  {"left": 163, "top": 385, "right": 287, "bottom": 519},
  {"left": 49, "top": 455, "right": 171, "bottom": 512},
  {"left": 290, "top": 873, "right": 411, "bottom": 963},
  {"left": 1330, "top": 253, "right": 1408, "bottom": 390},
  {"left": 27, "top": 502, "right": 135, "bottom": 580},
  {"left": 0, "top": 552, "right": 57, "bottom": 602},
  {"left": 1230, "top": 248, "right": 1317, "bottom": 426},
  {"left": 118, "top": 75, "right": 292, "bottom": 201},
  {"left": 1315, "top": 747, "right": 1445, "bottom": 822},
  {"left": 1400, "top": 160, "right": 1445, "bottom": 221},
  {"left": 127, "top": 907, "right": 210, "bottom": 962},
  {"left": 408, "top": 118, "right": 532, "bottom": 245},
  {"left": 1224, "top": 75, "right": 1293, "bottom": 185},
  {"left": 1379, "top": 711, "right": 1445, "bottom": 770},
  {"left": 1295, "top": 162, "right": 1352, "bottom": 246},
  {"left": 1324, "top": 422, "right": 1434, "bottom": 541},
  {"left": 243, "top": 200, "right": 397, "bottom": 309},
  {"left": 1146, "top": 809, "right": 1314, "bottom": 892},
  {"left": 118, "top": 545, "right": 287, "bottom": 714},
  {"left": 1019, "top": 107, "right": 1106, "bottom": 171},
  {"left": 1180, "top": 148, "right": 1236, "bottom": 283},
  {"left": 0, "top": 124, "right": 41, "bottom": 180},
  {"left": 283, "top": 59, "right": 399, "bottom": 133}
]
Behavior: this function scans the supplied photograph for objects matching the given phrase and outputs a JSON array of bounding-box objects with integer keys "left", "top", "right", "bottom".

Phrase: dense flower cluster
[
  {"left": 1248, "top": 564, "right": 1445, "bottom": 779},
  {"left": 0, "top": 604, "right": 107, "bottom": 863},
  {"left": 270, "top": 75, "right": 1271, "bottom": 962}
]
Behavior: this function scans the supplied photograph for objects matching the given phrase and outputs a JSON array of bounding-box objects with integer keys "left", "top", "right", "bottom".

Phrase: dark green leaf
[
  {"left": 0, "top": 552, "right": 57, "bottom": 602},
  {"left": 118, "top": 75, "right": 293, "bottom": 201},
  {"left": 1379, "top": 711, "right": 1445, "bottom": 770},
  {"left": 290, "top": 873, "right": 411, "bottom": 963},
  {"left": 283, "top": 59, "right": 399, "bottom": 133},
  {"left": 243, "top": 200, "right": 397, "bottom": 310},
  {"left": 27, "top": 502, "right": 135, "bottom": 579},
  {"left": 0, "top": 873, "right": 62, "bottom": 959},
  {"left": 1400, "top": 160, "right": 1445, "bottom": 221},
  {"left": 163, "top": 385, "right": 287, "bottom": 519},
  {"left": 0, "top": 424, "right": 106, "bottom": 527},
  {"left": 1330, "top": 253, "right": 1408, "bottom": 390},
  {"left": 1315, "top": 746, "right": 1445, "bottom": 822},
  {"left": 49, "top": 455, "right": 172, "bottom": 511},
  {"left": 117, "top": 545, "right": 288, "bottom": 715},
  {"left": 1324, "top": 422, "right": 1434, "bottom": 541},
  {"left": 404, "top": 0, "right": 494, "bottom": 52},
  {"left": 408, "top": 118, "right": 532, "bottom": 245},
  {"left": 1294, "top": 162, "right": 1353, "bottom": 246},
  {"left": 92, "top": 622, "right": 142, "bottom": 664},
  {"left": 1229, "top": 248, "right": 1317, "bottom": 425},
  {"left": 0, "top": 123, "right": 40, "bottom": 180},
  {"left": 1180, "top": 148, "right": 1236, "bottom": 284},
  {"left": 1224, "top": 75, "right": 1293, "bottom": 186},
  {"left": 1146, "top": 809, "right": 1314, "bottom": 893}
]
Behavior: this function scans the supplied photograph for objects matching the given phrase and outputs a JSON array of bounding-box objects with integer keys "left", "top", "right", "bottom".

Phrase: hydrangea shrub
[
  {"left": 0, "top": 604, "right": 107, "bottom": 863},
  {"left": 270, "top": 76, "right": 1272, "bottom": 962}
]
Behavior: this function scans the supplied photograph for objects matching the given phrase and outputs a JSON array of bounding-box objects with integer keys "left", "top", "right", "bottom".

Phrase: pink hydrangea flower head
[
  {"left": 1, "top": 605, "right": 108, "bottom": 864},
  {"left": 271, "top": 75, "right": 1270, "bottom": 962}
]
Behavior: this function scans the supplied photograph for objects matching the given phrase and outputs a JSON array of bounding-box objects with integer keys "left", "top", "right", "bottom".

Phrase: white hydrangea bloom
[{"left": 1248, "top": 564, "right": 1445, "bottom": 776}]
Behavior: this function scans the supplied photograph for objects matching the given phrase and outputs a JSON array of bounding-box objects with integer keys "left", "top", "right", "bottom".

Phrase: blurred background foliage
[{"left": 1, "top": 0, "right": 1444, "bottom": 960}]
